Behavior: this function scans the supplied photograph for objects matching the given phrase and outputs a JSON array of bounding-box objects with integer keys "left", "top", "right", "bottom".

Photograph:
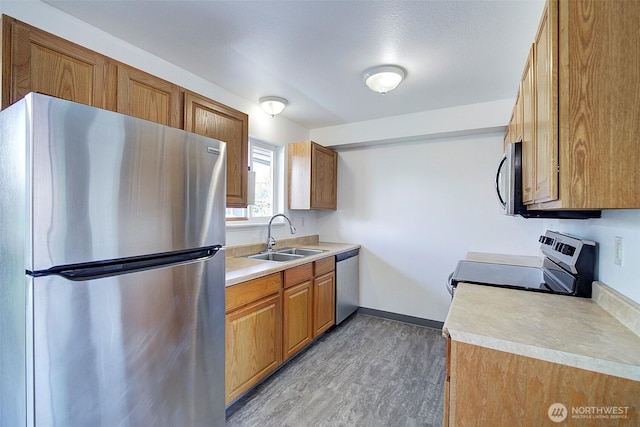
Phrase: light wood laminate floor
[{"left": 226, "top": 313, "right": 446, "bottom": 427}]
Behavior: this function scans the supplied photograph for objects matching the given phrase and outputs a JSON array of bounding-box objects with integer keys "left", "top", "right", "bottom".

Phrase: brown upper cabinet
[
  {"left": 520, "top": 46, "right": 535, "bottom": 205},
  {"left": 2, "top": 15, "right": 250, "bottom": 208},
  {"left": 288, "top": 141, "right": 337, "bottom": 210},
  {"left": 1, "top": 15, "right": 111, "bottom": 110},
  {"left": 503, "top": 89, "right": 521, "bottom": 152},
  {"left": 532, "top": 4, "right": 556, "bottom": 204},
  {"left": 116, "top": 64, "right": 182, "bottom": 128},
  {"left": 184, "top": 91, "right": 249, "bottom": 208},
  {"left": 507, "top": 0, "right": 640, "bottom": 210}
]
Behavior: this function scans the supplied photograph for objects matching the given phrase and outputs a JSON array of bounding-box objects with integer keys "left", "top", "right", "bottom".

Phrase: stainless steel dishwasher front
[{"left": 335, "top": 248, "right": 360, "bottom": 324}]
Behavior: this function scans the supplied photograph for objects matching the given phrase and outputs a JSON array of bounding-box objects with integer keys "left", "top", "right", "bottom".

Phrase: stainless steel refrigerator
[{"left": 0, "top": 93, "right": 226, "bottom": 426}]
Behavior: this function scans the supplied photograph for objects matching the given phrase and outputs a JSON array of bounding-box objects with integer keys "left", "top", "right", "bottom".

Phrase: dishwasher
[{"left": 335, "top": 248, "right": 360, "bottom": 324}]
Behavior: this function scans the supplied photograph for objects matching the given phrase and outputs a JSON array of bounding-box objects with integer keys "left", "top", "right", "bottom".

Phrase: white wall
[
  {"left": 544, "top": 212, "right": 640, "bottom": 304},
  {"left": 316, "top": 134, "right": 545, "bottom": 321}
]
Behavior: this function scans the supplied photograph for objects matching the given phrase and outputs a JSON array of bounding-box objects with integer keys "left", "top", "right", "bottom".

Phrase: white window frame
[{"left": 226, "top": 138, "right": 283, "bottom": 224}]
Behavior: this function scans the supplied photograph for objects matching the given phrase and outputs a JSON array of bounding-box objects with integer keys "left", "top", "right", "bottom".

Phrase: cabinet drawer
[
  {"left": 226, "top": 273, "right": 282, "bottom": 313},
  {"left": 314, "top": 256, "right": 335, "bottom": 276},
  {"left": 283, "top": 263, "right": 313, "bottom": 288}
]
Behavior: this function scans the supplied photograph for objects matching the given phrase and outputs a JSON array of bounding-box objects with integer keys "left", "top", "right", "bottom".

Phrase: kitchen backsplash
[{"left": 545, "top": 209, "right": 640, "bottom": 304}]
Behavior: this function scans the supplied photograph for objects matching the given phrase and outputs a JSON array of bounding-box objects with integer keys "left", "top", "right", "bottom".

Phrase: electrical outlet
[{"left": 614, "top": 236, "right": 623, "bottom": 266}]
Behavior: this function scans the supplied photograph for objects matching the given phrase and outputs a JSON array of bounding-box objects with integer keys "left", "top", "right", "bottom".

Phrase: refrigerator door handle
[{"left": 33, "top": 246, "right": 222, "bottom": 281}]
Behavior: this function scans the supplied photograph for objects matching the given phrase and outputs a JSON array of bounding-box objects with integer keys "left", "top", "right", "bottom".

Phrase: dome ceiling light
[
  {"left": 362, "top": 65, "right": 407, "bottom": 94},
  {"left": 259, "top": 96, "right": 288, "bottom": 117}
]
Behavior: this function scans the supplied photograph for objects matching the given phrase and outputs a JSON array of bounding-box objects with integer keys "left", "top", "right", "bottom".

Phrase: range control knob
[
  {"left": 561, "top": 244, "right": 576, "bottom": 256},
  {"left": 539, "top": 236, "right": 554, "bottom": 245}
]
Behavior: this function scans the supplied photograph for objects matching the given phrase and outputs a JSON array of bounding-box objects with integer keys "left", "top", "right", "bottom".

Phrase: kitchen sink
[
  {"left": 246, "top": 252, "right": 304, "bottom": 262},
  {"left": 245, "top": 247, "right": 326, "bottom": 262},
  {"left": 274, "top": 247, "right": 325, "bottom": 256}
]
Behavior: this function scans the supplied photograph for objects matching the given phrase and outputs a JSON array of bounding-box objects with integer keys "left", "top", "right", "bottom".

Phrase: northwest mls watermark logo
[
  {"left": 548, "top": 403, "right": 631, "bottom": 422},
  {"left": 548, "top": 403, "right": 568, "bottom": 423}
]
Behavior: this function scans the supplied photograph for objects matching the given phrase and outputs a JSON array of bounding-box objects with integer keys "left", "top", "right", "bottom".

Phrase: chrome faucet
[{"left": 266, "top": 213, "right": 296, "bottom": 251}]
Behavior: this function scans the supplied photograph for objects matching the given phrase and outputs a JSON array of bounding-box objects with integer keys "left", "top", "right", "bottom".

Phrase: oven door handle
[{"left": 446, "top": 272, "right": 455, "bottom": 296}]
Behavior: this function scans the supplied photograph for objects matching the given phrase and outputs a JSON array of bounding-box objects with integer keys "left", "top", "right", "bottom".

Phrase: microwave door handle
[{"left": 495, "top": 154, "right": 508, "bottom": 209}]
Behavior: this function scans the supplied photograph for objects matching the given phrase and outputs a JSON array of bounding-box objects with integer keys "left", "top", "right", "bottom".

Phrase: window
[{"left": 226, "top": 139, "right": 280, "bottom": 221}]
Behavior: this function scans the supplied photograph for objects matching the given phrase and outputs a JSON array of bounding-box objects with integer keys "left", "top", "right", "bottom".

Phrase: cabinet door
[
  {"left": 513, "top": 90, "right": 522, "bottom": 143},
  {"left": 313, "top": 271, "right": 335, "bottom": 337},
  {"left": 533, "top": 2, "right": 558, "bottom": 203},
  {"left": 2, "top": 16, "right": 109, "bottom": 110},
  {"left": 116, "top": 64, "right": 182, "bottom": 127},
  {"left": 504, "top": 92, "right": 521, "bottom": 150},
  {"left": 504, "top": 100, "right": 517, "bottom": 150},
  {"left": 311, "top": 143, "right": 338, "bottom": 210},
  {"left": 520, "top": 46, "right": 535, "bottom": 205},
  {"left": 449, "top": 341, "right": 640, "bottom": 425},
  {"left": 184, "top": 92, "right": 248, "bottom": 208},
  {"left": 288, "top": 142, "right": 312, "bottom": 209},
  {"left": 282, "top": 280, "right": 313, "bottom": 361},
  {"left": 225, "top": 293, "right": 282, "bottom": 404},
  {"left": 443, "top": 337, "right": 452, "bottom": 427}
]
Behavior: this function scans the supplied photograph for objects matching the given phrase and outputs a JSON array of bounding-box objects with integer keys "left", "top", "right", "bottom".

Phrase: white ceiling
[{"left": 44, "top": 0, "right": 545, "bottom": 130}]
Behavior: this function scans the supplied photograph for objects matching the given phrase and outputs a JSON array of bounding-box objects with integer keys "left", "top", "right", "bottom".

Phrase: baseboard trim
[{"left": 357, "top": 307, "right": 444, "bottom": 331}]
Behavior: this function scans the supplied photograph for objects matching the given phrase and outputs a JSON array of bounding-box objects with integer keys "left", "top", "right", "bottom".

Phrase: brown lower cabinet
[
  {"left": 226, "top": 256, "right": 336, "bottom": 405},
  {"left": 282, "top": 263, "right": 314, "bottom": 361},
  {"left": 444, "top": 338, "right": 640, "bottom": 426},
  {"left": 313, "top": 257, "right": 335, "bottom": 337},
  {"left": 225, "top": 273, "right": 282, "bottom": 405}
]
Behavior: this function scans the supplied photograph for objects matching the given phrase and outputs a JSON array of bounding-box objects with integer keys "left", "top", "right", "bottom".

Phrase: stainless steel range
[{"left": 448, "top": 231, "right": 597, "bottom": 298}]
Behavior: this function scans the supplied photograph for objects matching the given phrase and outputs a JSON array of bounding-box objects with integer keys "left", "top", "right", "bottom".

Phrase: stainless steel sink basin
[
  {"left": 244, "top": 247, "right": 325, "bottom": 262},
  {"left": 275, "top": 247, "right": 325, "bottom": 256},
  {"left": 247, "top": 252, "right": 304, "bottom": 262}
]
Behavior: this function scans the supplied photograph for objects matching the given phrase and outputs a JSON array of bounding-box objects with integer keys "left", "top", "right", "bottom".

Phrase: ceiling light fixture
[
  {"left": 363, "top": 65, "right": 407, "bottom": 94},
  {"left": 259, "top": 96, "right": 288, "bottom": 117}
]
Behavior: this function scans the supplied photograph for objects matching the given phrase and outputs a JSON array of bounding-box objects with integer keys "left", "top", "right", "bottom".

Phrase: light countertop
[
  {"left": 225, "top": 235, "right": 359, "bottom": 287},
  {"left": 443, "top": 253, "right": 640, "bottom": 381}
]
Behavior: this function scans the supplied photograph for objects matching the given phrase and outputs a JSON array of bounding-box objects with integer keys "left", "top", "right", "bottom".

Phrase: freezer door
[
  {"left": 25, "top": 93, "right": 226, "bottom": 271},
  {"left": 30, "top": 252, "right": 225, "bottom": 427}
]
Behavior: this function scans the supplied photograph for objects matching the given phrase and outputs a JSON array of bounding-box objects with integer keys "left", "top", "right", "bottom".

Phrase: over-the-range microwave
[{"left": 495, "top": 141, "right": 600, "bottom": 219}]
